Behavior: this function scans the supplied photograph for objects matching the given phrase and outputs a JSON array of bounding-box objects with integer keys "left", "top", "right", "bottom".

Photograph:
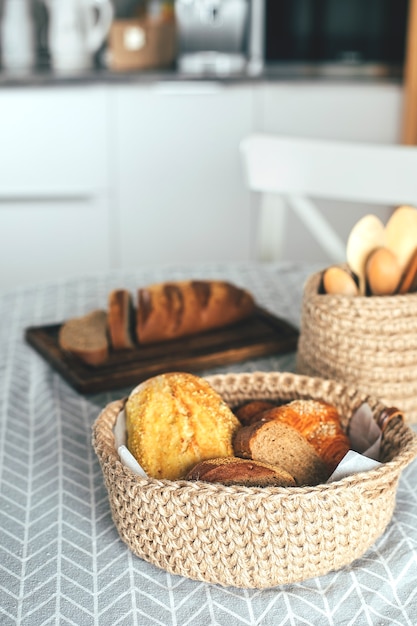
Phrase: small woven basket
[
  {"left": 296, "top": 270, "right": 417, "bottom": 423},
  {"left": 92, "top": 371, "right": 417, "bottom": 589}
]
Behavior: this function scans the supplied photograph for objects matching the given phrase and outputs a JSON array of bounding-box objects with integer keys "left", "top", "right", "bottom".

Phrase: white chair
[{"left": 240, "top": 133, "right": 417, "bottom": 263}]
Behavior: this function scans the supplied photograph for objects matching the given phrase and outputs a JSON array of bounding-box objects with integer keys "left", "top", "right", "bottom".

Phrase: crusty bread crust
[
  {"left": 136, "top": 279, "right": 255, "bottom": 344},
  {"left": 125, "top": 372, "right": 241, "bottom": 480},
  {"left": 108, "top": 289, "right": 135, "bottom": 350},
  {"left": 185, "top": 456, "right": 296, "bottom": 487},
  {"left": 58, "top": 309, "right": 108, "bottom": 366}
]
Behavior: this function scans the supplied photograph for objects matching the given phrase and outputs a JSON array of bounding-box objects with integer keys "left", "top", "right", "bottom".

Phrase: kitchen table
[{"left": 1, "top": 260, "right": 416, "bottom": 626}]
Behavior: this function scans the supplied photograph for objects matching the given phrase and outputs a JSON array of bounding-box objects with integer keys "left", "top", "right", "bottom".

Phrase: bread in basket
[{"left": 92, "top": 371, "right": 417, "bottom": 589}]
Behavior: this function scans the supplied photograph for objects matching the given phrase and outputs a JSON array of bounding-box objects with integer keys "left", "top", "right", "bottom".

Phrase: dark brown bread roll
[
  {"left": 233, "top": 420, "right": 329, "bottom": 486},
  {"left": 185, "top": 457, "right": 296, "bottom": 487},
  {"left": 135, "top": 279, "right": 255, "bottom": 344},
  {"left": 234, "top": 400, "right": 277, "bottom": 425}
]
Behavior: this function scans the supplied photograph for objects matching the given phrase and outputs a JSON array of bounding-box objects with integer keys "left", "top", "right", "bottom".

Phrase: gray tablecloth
[{"left": 1, "top": 261, "right": 417, "bottom": 626}]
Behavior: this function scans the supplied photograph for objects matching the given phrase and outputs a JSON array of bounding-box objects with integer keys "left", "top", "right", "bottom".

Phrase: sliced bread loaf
[
  {"left": 58, "top": 309, "right": 109, "bottom": 366},
  {"left": 251, "top": 400, "right": 350, "bottom": 473},
  {"left": 233, "top": 420, "right": 329, "bottom": 486},
  {"left": 136, "top": 279, "right": 255, "bottom": 344},
  {"left": 108, "top": 289, "right": 136, "bottom": 350}
]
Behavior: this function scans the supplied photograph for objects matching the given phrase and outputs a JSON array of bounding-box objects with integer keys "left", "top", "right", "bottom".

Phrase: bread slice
[
  {"left": 233, "top": 420, "right": 329, "bottom": 486},
  {"left": 185, "top": 456, "right": 296, "bottom": 487},
  {"left": 253, "top": 400, "right": 350, "bottom": 473},
  {"left": 136, "top": 279, "right": 255, "bottom": 344},
  {"left": 125, "top": 372, "right": 241, "bottom": 480},
  {"left": 107, "top": 289, "right": 136, "bottom": 350},
  {"left": 58, "top": 309, "right": 108, "bottom": 366}
]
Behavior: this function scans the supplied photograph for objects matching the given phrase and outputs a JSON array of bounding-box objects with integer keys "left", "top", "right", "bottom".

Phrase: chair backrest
[
  {"left": 239, "top": 133, "right": 417, "bottom": 263},
  {"left": 240, "top": 133, "right": 417, "bottom": 206}
]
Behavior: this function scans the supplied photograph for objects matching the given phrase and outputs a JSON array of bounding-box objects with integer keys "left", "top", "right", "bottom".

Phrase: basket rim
[
  {"left": 92, "top": 371, "right": 417, "bottom": 495},
  {"left": 305, "top": 268, "right": 417, "bottom": 307}
]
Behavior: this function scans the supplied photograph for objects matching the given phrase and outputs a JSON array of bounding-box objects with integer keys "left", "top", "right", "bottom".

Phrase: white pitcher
[
  {"left": 1, "top": 0, "right": 36, "bottom": 73},
  {"left": 46, "top": 0, "right": 114, "bottom": 72}
]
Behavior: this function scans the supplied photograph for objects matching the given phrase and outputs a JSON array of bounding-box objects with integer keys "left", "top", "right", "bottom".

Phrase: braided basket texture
[
  {"left": 92, "top": 371, "right": 417, "bottom": 589},
  {"left": 297, "top": 270, "right": 417, "bottom": 423}
]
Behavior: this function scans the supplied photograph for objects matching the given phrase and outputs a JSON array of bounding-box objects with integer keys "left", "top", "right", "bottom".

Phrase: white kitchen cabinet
[
  {"left": 257, "top": 81, "right": 404, "bottom": 142},
  {"left": 0, "top": 86, "right": 111, "bottom": 289},
  {"left": 110, "top": 83, "right": 255, "bottom": 269},
  {"left": 0, "top": 78, "right": 406, "bottom": 288}
]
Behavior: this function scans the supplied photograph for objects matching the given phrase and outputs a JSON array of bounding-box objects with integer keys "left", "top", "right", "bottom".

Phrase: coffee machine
[{"left": 175, "top": 0, "right": 264, "bottom": 75}]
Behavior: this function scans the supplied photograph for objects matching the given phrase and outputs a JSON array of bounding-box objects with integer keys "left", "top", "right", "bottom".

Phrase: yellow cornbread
[{"left": 125, "top": 372, "right": 240, "bottom": 480}]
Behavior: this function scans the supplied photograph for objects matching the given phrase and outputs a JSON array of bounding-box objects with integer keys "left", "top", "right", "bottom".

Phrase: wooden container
[{"left": 108, "top": 16, "right": 177, "bottom": 71}]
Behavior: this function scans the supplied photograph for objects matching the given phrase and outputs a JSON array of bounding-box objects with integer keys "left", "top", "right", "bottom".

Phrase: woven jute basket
[
  {"left": 297, "top": 270, "right": 417, "bottom": 424},
  {"left": 92, "top": 371, "right": 417, "bottom": 589}
]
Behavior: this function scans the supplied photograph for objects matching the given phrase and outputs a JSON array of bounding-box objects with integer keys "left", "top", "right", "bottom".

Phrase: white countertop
[{"left": 0, "top": 64, "right": 403, "bottom": 89}]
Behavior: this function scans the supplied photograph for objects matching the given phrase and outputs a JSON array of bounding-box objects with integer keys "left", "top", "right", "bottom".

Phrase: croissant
[{"left": 252, "top": 399, "right": 350, "bottom": 473}]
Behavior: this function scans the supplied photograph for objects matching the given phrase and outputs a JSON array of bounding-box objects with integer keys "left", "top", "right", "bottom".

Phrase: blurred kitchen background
[{"left": 0, "top": 0, "right": 416, "bottom": 289}]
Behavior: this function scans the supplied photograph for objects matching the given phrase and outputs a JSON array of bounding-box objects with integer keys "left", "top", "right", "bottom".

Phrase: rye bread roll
[
  {"left": 135, "top": 279, "right": 255, "bottom": 344},
  {"left": 233, "top": 420, "right": 329, "bottom": 486},
  {"left": 185, "top": 457, "right": 296, "bottom": 487}
]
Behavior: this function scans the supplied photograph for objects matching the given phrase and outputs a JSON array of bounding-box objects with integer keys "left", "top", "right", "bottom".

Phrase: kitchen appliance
[
  {"left": 175, "top": 0, "right": 254, "bottom": 74},
  {"left": 262, "top": 0, "right": 409, "bottom": 77}
]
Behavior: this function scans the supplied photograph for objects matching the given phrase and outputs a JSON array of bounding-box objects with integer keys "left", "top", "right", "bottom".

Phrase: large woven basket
[
  {"left": 92, "top": 371, "right": 417, "bottom": 589},
  {"left": 297, "top": 270, "right": 417, "bottom": 424}
]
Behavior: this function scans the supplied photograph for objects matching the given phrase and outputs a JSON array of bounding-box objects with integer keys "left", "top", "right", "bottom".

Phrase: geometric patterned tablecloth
[{"left": 1, "top": 261, "right": 417, "bottom": 625}]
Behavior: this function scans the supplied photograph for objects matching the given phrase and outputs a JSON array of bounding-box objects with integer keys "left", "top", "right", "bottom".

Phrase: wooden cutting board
[{"left": 25, "top": 306, "right": 299, "bottom": 394}]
